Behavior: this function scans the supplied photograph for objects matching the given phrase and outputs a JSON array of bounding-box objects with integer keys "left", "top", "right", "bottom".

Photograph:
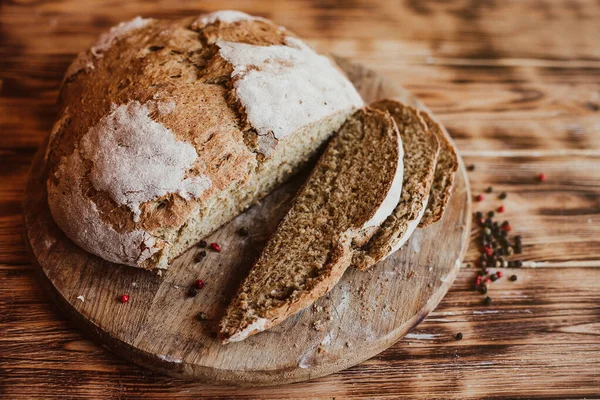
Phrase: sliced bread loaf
[
  {"left": 219, "top": 108, "right": 403, "bottom": 343},
  {"left": 417, "top": 111, "right": 459, "bottom": 227},
  {"left": 46, "top": 12, "right": 363, "bottom": 270},
  {"left": 352, "top": 100, "right": 439, "bottom": 270}
]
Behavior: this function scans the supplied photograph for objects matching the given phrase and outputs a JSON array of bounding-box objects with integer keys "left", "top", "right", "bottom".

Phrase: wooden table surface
[{"left": 1, "top": 0, "right": 599, "bottom": 398}]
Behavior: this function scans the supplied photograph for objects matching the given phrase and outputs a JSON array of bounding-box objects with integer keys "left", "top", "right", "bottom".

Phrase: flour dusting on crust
[
  {"left": 91, "top": 16, "right": 151, "bottom": 57},
  {"left": 47, "top": 149, "right": 166, "bottom": 267},
  {"left": 64, "top": 17, "right": 151, "bottom": 81},
  {"left": 81, "top": 100, "right": 211, "bottom": 222},
  {"left": 192, "top": 10, "right": 267, "bottom": 29},
  {"left": 216, "top": 37, "right": 363, "bottom": 143}
]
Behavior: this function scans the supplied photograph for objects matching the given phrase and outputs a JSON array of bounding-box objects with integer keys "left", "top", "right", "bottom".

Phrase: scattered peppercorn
[
  {"left": 490, "top": 273, "right": 499, "bottom": 282},
  {"left": 475, "top": 211, "right": 483, "bottom": 219},
  {"left": 195, "top": 279, "right": 205, "bottom": 290},
  {"left": 480, "top": 285, "right": 488, "bottom": 294},
  {"left": 499, "top": 192, "right": 507, "bottom": 200},
  {"left": 197, "top": 312, "right": 208, "bottom": 321},
  {"left": 467, "top": 164, "right": 475, "bottom": 171},
  {"left": 120, "top": 294, "right": 130, "bottom": 303},
  {"left": 486, "top": 186, "right": 493, "bottom": 193},
  {"left": 187, "top": 287, "right": 199, "bottom": 297},
  {"left": 510, "top": 275, "right": 518, "bottom": 281},
  {"left": 195, "top": 250, "right": 207, "bottom": 262},
  {"left": 210, "top": 242, "right": 221, "bottom": 252},
  {"left": 476, "top": 194, "right": 484, "bottom": 202},
  {"left": 498, "top": 205, "right": 505, "bottom": 213},
  {"left": 455, "top": 332, "right": 463, "bottom": 340},
  {"left": 515, "top": 260, "right": 523, "bottom": 268},
  {"left": 496, "top": 271, "right": 503, "bottom": 278},
  {"left": 538, "top": 173, "right": 546, "bottom": 182},
  {"left": 198, "top": 240, "right": 207, "bottom": 248},
  {"left": 484, "top": 296, "right": 492, "bottom": 306},
  {"left": 488, "top": 211, "right": 495, "bottom": 218},
  {"left": 237, "top": 227, "right": 250, "bottom": 237}
]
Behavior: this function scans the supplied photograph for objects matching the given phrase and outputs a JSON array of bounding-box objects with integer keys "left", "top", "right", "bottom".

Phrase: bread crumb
[{"left": 76, "top": 295, "right": 85, "bottom": 302}]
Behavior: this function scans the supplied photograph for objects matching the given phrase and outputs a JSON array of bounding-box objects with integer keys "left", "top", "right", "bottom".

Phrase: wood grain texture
[
  {"left": 22, "top": 61, "right": 471, "bottom": 385},
  {"left": 2, "top": 0, "right": 600, "bottom": 398}
]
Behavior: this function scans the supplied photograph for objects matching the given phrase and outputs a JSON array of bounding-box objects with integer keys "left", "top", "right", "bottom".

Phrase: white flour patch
[
  {"left": 48, "top": 148, "right": 165, "bottom": 266},
  {"left": 91, "top": 16, "right": 151, "bottom": 57},
  {"left": 192, "top": 10, "right": 267, "bottom": 28},
  {"left": 65, "top": 17, "right": 150, "bottom": 81},
  {"left": 76, "top": 295, "right": 85, "bottom": 302},
  {"left": 81, "top": 101, "right": 211, "bottom": 222},
  {"left": 217, "top": 37, "right": 363, "bottom": 146}
]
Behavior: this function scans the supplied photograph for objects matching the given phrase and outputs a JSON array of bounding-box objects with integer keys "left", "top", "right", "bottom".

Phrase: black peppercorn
[
  {"left": 510, "top": 275, "right": 518, "bottom": 282},
  {"left": 475, "top": 211, "right": 483, "bottom": 219},
  {"left": 195, "top": 250, "right": 207, "bottom": 262},
  {"left": 467, "top": 164, "right": 475, "bottom": 171},
  {"left": 199, "top": 240, "right": 207, "bottom": 248},
  {"left": 484, "top": 296, "right": 492, "bottom": 306},
  {"left": 187, "top": 287, "right": 199, "bottom": 298},
  {"left": 515, "top": 260, "right": 523, "bottom": 268},
  {"left": 499, "top": 192, "right": 507, "bottom": 200},
  {"left": 455, "top": 332, "right": 463, "bottom": 340},
  {"left": 486, "top": 186, "right": 493, "bottom": 193},
  {"left": 488, "top": 211, "right": 495, "bottom": 218}
]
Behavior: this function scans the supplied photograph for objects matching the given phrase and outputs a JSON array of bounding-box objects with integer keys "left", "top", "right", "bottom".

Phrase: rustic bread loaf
[
  {"left": 352, "top": 100, "right": 439, "bottom": 270},
  {"left": 45, "top": 11, "right": 363, "bottom": 269},
  {"left": 417, "top": 111, "right": 459, "bottom": 227},
  {"left": 219, "top": 107, "right": 403, "bottom": 343}
]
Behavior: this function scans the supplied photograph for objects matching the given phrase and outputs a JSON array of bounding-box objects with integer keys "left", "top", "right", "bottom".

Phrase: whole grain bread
[
  {"left": 417, "top": 111, "right": 459, "bottom": 227},
  {"left": 46, "top": 11, "right": 363, "bottom": 269},
  {"left": 218, "top": 107, "right": 403, "bottom": 343},
  {"left": 352, "top": 100, "right": 439, "bottom": 270}
]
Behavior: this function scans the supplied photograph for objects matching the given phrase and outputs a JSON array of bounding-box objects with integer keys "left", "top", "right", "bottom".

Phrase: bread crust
[
  {"left": 417, "top": 111, "right": 459, "bottom": 227},
  {"left": 46, "top": 12, "right": 362, "bottom": 268}
]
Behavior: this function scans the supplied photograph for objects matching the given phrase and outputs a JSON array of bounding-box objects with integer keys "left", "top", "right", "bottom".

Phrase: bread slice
[
  {"left": 352, "top": 100, "right": 439, "bottom": 270},
  {"left": 417, "top": 111, "right": 459, "bottom": 227},
  {"left": 219, "top": 108, "right": 403, "bottom": 343}
]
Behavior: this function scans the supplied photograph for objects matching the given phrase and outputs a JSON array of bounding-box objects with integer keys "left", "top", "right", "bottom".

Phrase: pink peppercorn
[
  {"left": 538, "top": 173, "right": 546, "bottom": 182},
  {"left": 498, "top": 205, "right": 505, "bottom": 213},
  {"left": 210, "top": 242, "right": 221, "bottom": 252},
  {"left": 497, "top": 271, "right": 503, "bottom": 278},
  {"left": 195, "top": 279, "right": 205, "bottom": 290},
  {"left": 476, "top": 194, "right": 484, "bottom": 202},
  {"left": 120, "top": 294, "right": 130, "bottom": 303}
]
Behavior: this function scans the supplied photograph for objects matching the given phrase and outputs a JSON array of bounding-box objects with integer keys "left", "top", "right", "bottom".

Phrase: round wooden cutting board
[{"left": 23, "top": 58, "right": 471, "bottom": 386}]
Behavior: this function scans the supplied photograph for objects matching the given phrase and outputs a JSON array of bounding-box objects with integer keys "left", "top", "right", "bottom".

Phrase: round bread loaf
[{"left": 46, "top": 11, "right": 363, "bottom": 269}]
